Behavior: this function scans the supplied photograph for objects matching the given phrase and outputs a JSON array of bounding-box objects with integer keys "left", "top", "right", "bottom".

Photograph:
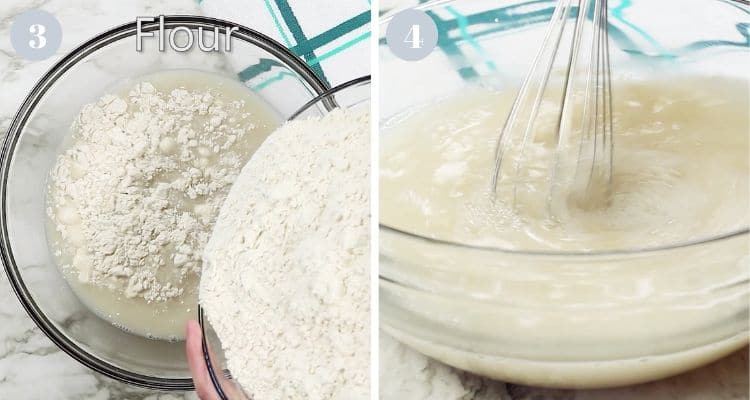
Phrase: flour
[
  {"left": 200, "top": 108, "right": 370, "bottom": 399},
  {"left": 48, "top": 78, "right": 263, "bottom": 303}
]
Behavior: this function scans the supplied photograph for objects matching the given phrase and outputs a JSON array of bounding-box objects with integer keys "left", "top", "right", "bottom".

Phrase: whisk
[{"left": 491, "top": 0, "right": 613, "bottom": 215}]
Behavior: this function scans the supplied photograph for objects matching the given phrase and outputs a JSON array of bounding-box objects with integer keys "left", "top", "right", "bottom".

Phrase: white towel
[{"left": 199, "top": 0, "right": 371, "bottom": 88}]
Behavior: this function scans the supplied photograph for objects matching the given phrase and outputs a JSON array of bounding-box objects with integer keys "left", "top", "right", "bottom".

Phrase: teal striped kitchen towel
[{"left": 199, "top": 0, "right": 371, "bottom": 88}]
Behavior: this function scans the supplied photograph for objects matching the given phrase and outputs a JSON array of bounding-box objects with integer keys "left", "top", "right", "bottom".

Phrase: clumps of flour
[
  {"left": 200, "top": 109, "right": 370, "bottom": 399},
  {"left": 48, "top": 81, "right": 257, "bottom": 302}
]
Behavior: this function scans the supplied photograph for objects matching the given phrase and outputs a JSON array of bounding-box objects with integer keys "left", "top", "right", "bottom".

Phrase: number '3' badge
[{"left": 10, "top": 9, "right": 63, "bottom": 61}]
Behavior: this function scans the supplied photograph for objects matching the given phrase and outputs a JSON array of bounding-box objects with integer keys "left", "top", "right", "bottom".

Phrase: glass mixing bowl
[
  {"left": 199, "top": 76, "right": 371, "bottom": 400},
  {"left": 0, "top": 16, "right": 328, "bottom": 390},
  {"left": 379, "top": 0, "right": 749, "bottom": 389}
]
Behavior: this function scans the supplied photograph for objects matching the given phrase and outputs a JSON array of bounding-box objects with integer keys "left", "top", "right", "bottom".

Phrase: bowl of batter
[
  {"left": 379, "top": 0, "right": 749, "bottom": 388},
  {"left": 0, "top": 16, "right": 327, "bottom": 389}
]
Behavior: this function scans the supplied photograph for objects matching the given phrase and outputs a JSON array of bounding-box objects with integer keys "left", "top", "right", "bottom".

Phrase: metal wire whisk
[{"left": 491, "top": 0, "right": 613, "bottom": 214}]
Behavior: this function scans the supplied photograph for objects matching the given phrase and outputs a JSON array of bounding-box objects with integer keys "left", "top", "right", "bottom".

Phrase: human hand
[
  {"left": 186, "top": 320, "right": 222, "bottom": 400},
  {"left": 187, "top": 320, "right": 247, "bottom": 400}
]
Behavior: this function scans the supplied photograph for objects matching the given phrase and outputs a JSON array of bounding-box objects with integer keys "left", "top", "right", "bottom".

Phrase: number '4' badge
[{"left": 386, "top": 9, "right": 438, "bottom": 61}]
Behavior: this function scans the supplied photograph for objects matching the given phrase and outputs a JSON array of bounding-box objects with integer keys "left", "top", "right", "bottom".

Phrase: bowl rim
[
  {"left": 199, "top": 76, "right": 372, "bottom": 400},
  {"left": 289, "top": 75, "right": 371, "bottom": 120},
  {"left": 0, "top": 15, "right": 328, "bottom": 390},
  {"left": 377, "top": 0, "right": 750, "bottom": 258},
  {"left": 380, "top": 225, "right": 749, "bottom": 258}
]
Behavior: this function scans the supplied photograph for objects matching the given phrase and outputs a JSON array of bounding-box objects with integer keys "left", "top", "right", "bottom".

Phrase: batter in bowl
[
  {"left": 380, "top": 76, "right": 749, "bottom": 387},
  {"left": 382, "top": 76, "right": 748, "bottom": 250},
  {"left": 46, "top": 70, "right": 279, "bottom": 341}
]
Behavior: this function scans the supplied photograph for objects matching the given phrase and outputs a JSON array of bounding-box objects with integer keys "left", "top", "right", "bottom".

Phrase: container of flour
[
  {"left": 1, "top": 16, "right": 328, "bottom": 389},
  {"left": 199, "top": 77, "right": 371, "bottom": 400}
]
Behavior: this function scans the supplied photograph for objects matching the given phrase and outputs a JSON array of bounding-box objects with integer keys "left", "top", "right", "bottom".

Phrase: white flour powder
[
  {"left": 48, "top": 80, "right": 262, "bottom": 302},
  {"left": 201, "top": 108, "right": 370, "bottom": 399}
]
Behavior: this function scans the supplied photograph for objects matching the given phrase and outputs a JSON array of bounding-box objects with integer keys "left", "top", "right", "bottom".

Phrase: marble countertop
[{"left": 0, "top": 1, "right": 747, "bottom": 399}]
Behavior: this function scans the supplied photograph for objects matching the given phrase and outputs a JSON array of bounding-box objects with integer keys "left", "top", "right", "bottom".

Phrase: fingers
[
  {"left": 186, "top": 319, "right": 220, "bottom": 400},
  {"left": 187, "top": 319, "right": 250, "bottom": 400}
]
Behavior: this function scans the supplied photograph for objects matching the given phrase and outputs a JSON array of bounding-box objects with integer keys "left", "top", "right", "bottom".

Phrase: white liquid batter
[
  {"left": 380, "top": 77, "right": 749, "bottom": 387},
  {"left": 381, "top": 77, "right": 748, "bottom": 250},
  {"left": 47, "top": 71, "right": 279, "bottom": 340}
]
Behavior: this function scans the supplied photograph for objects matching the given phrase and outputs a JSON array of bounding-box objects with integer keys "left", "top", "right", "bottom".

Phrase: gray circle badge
[
  {"left": 10, "top": 10, "right": 63, "bottom": 61},
  {"left": 386, "top": 9, "right": 438, "bottom": 61}
]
